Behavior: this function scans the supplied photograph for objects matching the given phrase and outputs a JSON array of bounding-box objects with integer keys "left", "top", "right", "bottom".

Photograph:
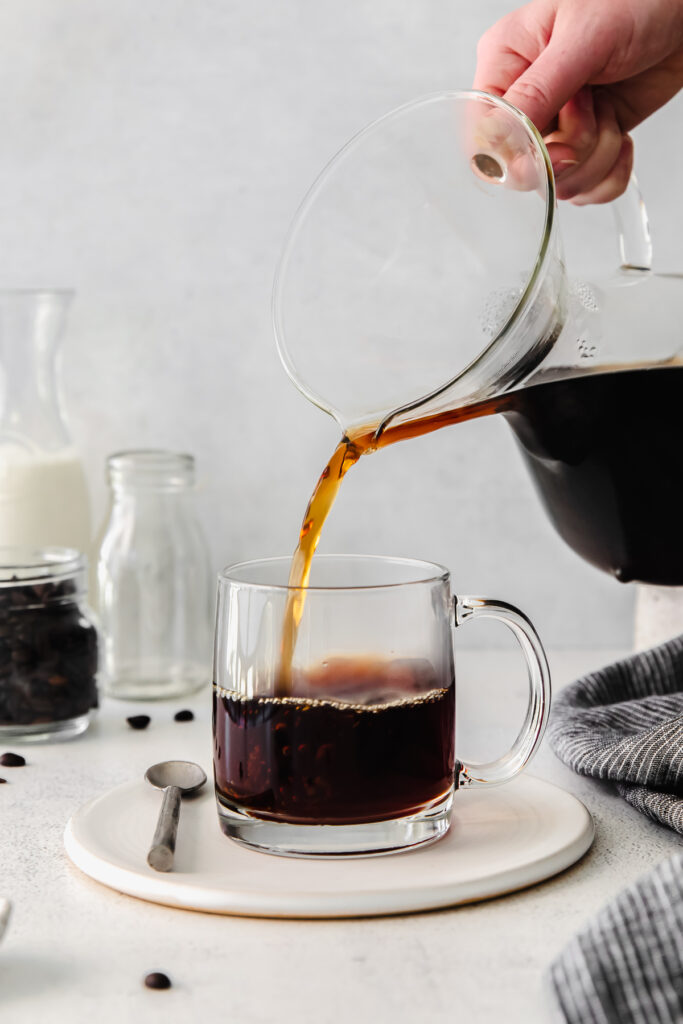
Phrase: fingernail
[{"left": 554, "top": 158, "right": 579, "bottom": 180}]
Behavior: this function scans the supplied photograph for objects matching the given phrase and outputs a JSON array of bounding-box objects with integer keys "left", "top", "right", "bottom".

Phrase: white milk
[{"left": 0, "top": 447, "right": 91, "bottom": 554}]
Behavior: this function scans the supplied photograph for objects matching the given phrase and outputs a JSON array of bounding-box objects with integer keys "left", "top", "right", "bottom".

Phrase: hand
[{"left": 474, "top": 0, "right": 683, "bottom": 203}]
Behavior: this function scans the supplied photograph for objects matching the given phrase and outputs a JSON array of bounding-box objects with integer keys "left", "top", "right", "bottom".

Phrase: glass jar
[
  {"left": 97, "top": 450, "right": 212, "bottom": 700},
  {"left": 0, "top": 547, "right": 98, "bottom": 741}
]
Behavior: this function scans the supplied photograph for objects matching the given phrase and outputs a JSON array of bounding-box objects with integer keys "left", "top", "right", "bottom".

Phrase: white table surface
[{"left": 1, "top": 649, "right": 679, "bottom": 1024}]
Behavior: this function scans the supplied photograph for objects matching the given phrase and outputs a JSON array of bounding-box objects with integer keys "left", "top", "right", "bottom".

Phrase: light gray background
[{"left": 0, "top": 0, "right": 680, "bottom": 648}]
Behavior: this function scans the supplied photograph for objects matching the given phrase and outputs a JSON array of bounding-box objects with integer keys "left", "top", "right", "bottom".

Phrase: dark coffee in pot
[{"left": 503, "top": 365, "right": 683, "bottom": 585}]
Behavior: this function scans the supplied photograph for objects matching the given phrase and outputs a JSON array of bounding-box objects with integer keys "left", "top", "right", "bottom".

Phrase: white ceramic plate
[{"left": 64, "top": 774, "right": 593, "bottom": 919}]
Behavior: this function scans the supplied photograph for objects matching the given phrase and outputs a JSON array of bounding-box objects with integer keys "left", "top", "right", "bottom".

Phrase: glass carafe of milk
[{"left": 0, "top": 290, "right": 90, "bottom": 551}]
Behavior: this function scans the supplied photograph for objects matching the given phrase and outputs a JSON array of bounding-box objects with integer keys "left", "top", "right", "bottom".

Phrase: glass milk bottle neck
[
  {"left": 107, "top": 451, "right": 196, "bottom": 500},
  {"left": 0, "top": 290, "right": 74, "bottom": 453}
]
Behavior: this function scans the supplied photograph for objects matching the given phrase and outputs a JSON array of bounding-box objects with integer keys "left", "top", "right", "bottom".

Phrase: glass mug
[{"left": 212, "top": 555, "right": 550, "bottom": 857}]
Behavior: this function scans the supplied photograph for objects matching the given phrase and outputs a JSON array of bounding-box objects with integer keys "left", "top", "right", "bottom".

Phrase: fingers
[
  {"left": 472, "top": 4, "right": 637, "bottom": 205},
  {"left": 545, "top": 90, "right": 625, "bottom": 200},
  {"left": 473, "top": 10, "right": 539, "bottom": 98},
  {"left": 502, "top": 36, "right": 597, "bottom": 134},
  {"left": 570, "top": 134, "right": 634, "bottom": 205},
  {"left": 542, "top": 87, "right": 596, "bottom": 177}
]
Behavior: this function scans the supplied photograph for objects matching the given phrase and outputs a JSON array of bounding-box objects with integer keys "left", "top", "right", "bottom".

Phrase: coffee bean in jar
[{"left": 0, "top": 547, "right": 98, "bottom": 741}]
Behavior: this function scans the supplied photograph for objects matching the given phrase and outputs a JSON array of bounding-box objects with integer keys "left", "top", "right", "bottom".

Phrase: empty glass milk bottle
[{"left": 97, "top": 451, "right": 212, "bottom": 699}]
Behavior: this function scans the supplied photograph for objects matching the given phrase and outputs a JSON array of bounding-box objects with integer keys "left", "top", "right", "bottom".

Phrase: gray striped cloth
[
  {"left": 547, "top": 637, "right": 683, "bottom": 1023},
  {"left": 549, "top": 852, "right": 682, "bottom": 1024},
  {"left": 548, "top": 636, "right": 683, "bottom": 833}
]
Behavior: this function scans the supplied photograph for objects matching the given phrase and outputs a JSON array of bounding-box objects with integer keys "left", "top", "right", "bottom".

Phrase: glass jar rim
[
  {"left": 0, "top": 546, "right": 85, "bottom": 585},
  {"left": 219, "top": 554, "right": 450, "bottom": 592},
  {"left": 107, "top": 449, "right": 195, "bottom": 490}
]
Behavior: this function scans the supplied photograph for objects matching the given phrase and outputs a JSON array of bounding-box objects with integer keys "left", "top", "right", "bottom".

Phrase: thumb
[{"left": 503, "top": 41, "right": 596, "bottom": 133}]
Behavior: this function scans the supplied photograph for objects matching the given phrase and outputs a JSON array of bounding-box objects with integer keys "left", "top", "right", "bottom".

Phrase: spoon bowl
[{"left": 145, "top": 760, "right": 207, "bottom": 794}]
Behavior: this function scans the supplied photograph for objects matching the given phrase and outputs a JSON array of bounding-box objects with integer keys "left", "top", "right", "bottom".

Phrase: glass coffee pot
[{"left": 273, "top": 91, "right": 683, "bottom": 591}]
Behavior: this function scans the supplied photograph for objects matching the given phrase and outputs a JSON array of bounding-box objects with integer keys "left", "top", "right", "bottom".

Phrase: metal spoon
[{"left": 145, "top": 760, "right": 207, "bottom": 872}]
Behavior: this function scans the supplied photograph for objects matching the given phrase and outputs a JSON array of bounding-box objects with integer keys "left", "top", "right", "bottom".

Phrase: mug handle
[
  {"left": 612, "top": 173, "right": 652, "bottom": 272},
  {"left": 453, "top": 595, "right": 551, "bottom": 788}
]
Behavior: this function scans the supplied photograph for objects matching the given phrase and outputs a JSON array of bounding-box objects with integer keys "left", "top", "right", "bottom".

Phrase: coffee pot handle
[
  {"left": 452, "top": 595, "right": 551, "bottom": 788},
  {"left": 613, "top": 173, "right": 652, "bottom": 272}
]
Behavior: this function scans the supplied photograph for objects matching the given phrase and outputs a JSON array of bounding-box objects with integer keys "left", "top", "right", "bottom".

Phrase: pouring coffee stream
[
  {"left": 278, "top": 397, "right": 504, "bottom": 693},
  {"left": 276, "top": 92, "right": 683, "bottom": 690}
]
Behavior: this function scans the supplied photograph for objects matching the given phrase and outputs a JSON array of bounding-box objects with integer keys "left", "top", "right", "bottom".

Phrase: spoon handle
[{"left": 147, "top": 785, "right": 182, "bottom": 872}]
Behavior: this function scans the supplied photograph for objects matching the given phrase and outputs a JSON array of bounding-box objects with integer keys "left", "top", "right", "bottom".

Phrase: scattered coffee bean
[
  {"left": 0, "top": 778, "right": 6, "bottom": 784},
  {"left": 144, "top": 972, "right": 171, "bottom": 990},
  {"left": 0, "top": 752, "right": 25, "bottom": 767},
  {"left": 174, "top": 709, "right": 194, "bottom": 722},
  {"left": 127, "top": 715, "right": 151, "bottom": 731}
]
